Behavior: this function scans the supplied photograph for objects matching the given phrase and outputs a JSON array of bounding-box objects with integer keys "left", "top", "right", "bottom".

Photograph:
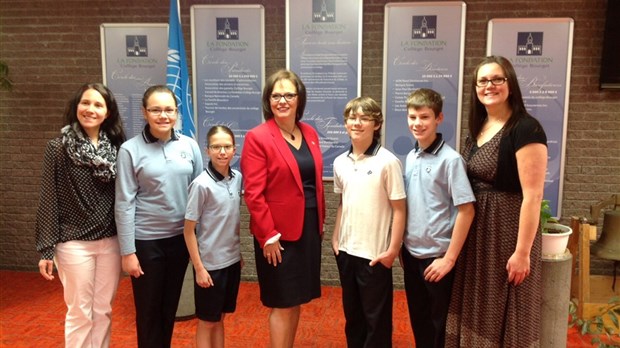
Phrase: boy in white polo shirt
[
  {"left": 401, "top": 88, "right": 475, "bottom": 348},
  {"left": 332, "top": 96, "right": 406, "bottom": 348}
]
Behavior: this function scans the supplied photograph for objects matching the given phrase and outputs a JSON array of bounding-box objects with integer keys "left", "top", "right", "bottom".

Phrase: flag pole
[{"left": 166, "top": 0, "right": 195, "bottom": 139}]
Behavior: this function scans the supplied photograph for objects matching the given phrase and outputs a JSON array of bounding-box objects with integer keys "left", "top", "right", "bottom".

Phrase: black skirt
[{"left": 254, "top": 207, "right": 322, "bottom": 308}]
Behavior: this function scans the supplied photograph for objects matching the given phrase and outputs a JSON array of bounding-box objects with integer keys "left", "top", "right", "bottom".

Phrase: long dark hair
[
  {"left": 64, "top": 83, "right": 126, "bottom": 148},
  {"left": 468, "top": 55, "right": 529, "bottom": 138},
  {"left": 262, "top": 69, "right": 307, "bottom": 121}
]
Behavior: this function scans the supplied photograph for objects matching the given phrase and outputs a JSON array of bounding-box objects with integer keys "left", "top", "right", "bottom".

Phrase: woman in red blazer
[{"left": 241, "top": 70, "right": 325, "bottom": 348}]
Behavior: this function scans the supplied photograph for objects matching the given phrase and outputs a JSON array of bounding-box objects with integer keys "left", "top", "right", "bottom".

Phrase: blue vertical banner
[
  {"left": 383, "top": 2, "right": 466, "bottom": 167},
  {"left": 488, "top": 18, "right": 574, "bottom": 217},
  {"left": 167, "top": 0, "right": 195, "bottom": 138}
]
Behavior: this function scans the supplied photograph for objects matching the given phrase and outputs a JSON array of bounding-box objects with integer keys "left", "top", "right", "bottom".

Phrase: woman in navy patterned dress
[{"left": 445, "top": 56, "right": 547, "bottom": 347}]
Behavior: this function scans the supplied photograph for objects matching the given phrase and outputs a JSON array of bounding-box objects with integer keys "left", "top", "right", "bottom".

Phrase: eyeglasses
[
  {"left": 270, "top": 93, "right": 297, "bottom": 102},
  {"left": 146, "top": 108, "right": 177, "bottom": 116},
  {"left": 208, "top": 144, "right": 235, "bottom": 152},
  {"left": 345, "top": 116, "right": 374, "bottom": 124},
  {"left": 476, "top": 77, "right": 508, "bottom": 87}
]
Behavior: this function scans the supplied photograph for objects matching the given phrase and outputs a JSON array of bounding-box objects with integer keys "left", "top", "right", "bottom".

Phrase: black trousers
[
  {"left": 401, "top": 248, "right": 455, "bottom": 348},
  {"left": 336, "top": 251, "right": 393, "bottom": 348},
  {"left": 132, "top": 234, "right": 189, "bottom": 348}
]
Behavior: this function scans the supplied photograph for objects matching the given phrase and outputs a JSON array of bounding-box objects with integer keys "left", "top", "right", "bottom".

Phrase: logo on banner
[
  {"left": 412, "top": 16, "right": 437, "bottom": 39},
  {"left": 216, "top": 18, "right": 239, "bottom": 40},
  {"left": 516, "top": 32, "right": 543, "bottom": 56},
  {"left": 312, "top": 0, "right": 335, "bottom": 22},
  {"left": 126, "top": 35, "right": 148, "bottom": 56}
]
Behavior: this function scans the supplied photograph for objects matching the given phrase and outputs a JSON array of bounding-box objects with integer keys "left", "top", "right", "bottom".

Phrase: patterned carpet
[{"left": 0, "top": 270, "right": 597, "bottom": 347}]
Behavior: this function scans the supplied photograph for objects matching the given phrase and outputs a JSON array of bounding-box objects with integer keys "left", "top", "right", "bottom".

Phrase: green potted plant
[{"left": 540, "top": 200, "right": 573, "bottom": 258}]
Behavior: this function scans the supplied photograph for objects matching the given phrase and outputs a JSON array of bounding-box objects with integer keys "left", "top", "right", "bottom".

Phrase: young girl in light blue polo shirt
[{"left": 183, "top": 125, "right": 243, "bottom": 348}]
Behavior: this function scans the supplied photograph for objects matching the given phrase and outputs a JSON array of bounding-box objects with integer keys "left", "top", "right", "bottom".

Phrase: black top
[
  {"left": 287, "top": 138, "right": 317, "bottom": 208},
  {"left": 35, "top": 138, "right": 117, "bottom": 259},
  {"left": 494, "top": 115, "right": 547, "bottom": 192},
  {"left": 492, "top": 114, "right": 547, "bottom": 193}
]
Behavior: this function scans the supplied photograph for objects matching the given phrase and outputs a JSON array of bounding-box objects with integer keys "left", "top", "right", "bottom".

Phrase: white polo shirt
[{"left": 333, "top": 141, "right": 406, "bottom": 261}]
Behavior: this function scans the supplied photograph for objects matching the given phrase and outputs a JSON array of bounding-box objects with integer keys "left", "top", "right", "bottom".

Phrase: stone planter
[{"left": 542, "top": 223, "right": 573, "bottom": 259}]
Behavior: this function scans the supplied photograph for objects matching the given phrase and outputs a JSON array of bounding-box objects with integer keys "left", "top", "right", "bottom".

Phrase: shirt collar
[
  {"left": 141, "top": 124, "right": 180, "bottom": 144},
  {"left": 414, "top": 133, "right": 445, "bottom": 155},
  {"left": 205, "top": 160, "right": 235, "bottom": 182},
  {"left": 347, "top": 138, "right": 381, "bottom": 157}
]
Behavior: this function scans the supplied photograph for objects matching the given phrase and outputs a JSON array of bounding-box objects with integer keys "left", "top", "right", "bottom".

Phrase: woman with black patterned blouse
[{"left": 35, "top": 83, "right": 126, "bottom": 348}]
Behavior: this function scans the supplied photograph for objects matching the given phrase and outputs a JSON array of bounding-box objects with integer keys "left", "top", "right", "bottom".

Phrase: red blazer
[{"left": 241, "top": 119, "right": 325, "bottom": 247}]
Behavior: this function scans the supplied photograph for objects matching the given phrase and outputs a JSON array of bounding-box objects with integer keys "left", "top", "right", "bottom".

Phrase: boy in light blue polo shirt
[{"left": 401, "top": 88, "right": 475, "bottom": 348}]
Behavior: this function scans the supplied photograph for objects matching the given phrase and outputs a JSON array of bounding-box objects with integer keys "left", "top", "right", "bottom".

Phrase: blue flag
[{"left": 167, "top": 0, "right": 195, "bottom": 138}]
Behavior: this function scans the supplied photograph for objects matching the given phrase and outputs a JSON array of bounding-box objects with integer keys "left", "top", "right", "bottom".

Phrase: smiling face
[
  {"left": 142, "top": 91, "right": 178, "bottom": 140},
  {"left": 475, "top": 62, "right": 510, "bottom": 110},
  {"left": 270, "top": 79, "right": 298, "bottom": 122},
  {"left": 76, "top": 88, "right": 108, "bottom": 135},
  {"left": 407, "top": 105, "right": 442, "bottom": 149},
  {"left": 207, "top": 130, "right": 235, "bottom": 174},
  {"left": 345, "top": 106, "right": 380, "bottom": 146}
]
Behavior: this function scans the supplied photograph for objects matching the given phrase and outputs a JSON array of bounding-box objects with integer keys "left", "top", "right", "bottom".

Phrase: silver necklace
[{"left": 278, "top": 123, "right": 297, "bottom": 140}]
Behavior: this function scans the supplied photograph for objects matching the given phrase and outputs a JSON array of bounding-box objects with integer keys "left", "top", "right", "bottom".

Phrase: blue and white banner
[
  {"left": 287, "top": 0, "right": 363, "bottom": 178},
  {"left": 167, "top": 0, "right": 195, "bottom": 138},
  {"left": 100, "top": 23, "right": 168, "bottom": 139},
  {"left": 488, "top": 18, "right": 574, "bottom": 217},
  {"left": 191, "top": 5, "right": 264, "bottom": 169},
  {"left": 383, "top": 2, "right": 466, "bottom": 167}
]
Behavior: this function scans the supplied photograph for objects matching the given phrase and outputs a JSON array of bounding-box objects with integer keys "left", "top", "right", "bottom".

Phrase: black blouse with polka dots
[{"left": 35, "top": 138, "right": 117, "bottom": 260}]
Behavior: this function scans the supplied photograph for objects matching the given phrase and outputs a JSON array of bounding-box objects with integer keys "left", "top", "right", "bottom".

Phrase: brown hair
[
  {"left": 142, "top": 85, "right": 177, "bottom": 108},
  {"left": 261, "top": 69, "right": 307, "bottom": 121},
  {"left": 64, "top": 83, "right": 126, "bottom": 148},
  {"left": 468, "top": 55, "right": 528, "bottom": 138},
  {"left": 343, "top": 96, "right": 383, "bottom": 141},
  {"left": 206, "top": 125, "right": 235, "bottom": 146}
]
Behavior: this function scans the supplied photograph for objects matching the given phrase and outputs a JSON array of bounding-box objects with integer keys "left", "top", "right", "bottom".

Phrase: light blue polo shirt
[
  {"left": 115, "top": 127, "right": 203, "bottom": 255},
  {"left": 404, "top": 134, "right": 475, "bottom": 258},
  {"left": 185, "top": 161, "right": 242, "bottom": 270}
]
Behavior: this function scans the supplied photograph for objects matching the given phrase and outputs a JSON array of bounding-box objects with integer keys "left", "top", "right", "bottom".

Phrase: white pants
[{"left": 55, "top": 236, "right": 121, "bottom": 348}]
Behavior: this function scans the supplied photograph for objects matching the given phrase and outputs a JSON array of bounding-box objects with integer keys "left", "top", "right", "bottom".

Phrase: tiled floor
[{"left": 0, "top": 270, "right": 601, "bottom": 347}]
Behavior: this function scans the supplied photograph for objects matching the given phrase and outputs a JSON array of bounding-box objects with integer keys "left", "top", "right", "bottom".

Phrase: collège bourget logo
[
  {"left": 412, "top": 16, "right": 437, "bottom": 39},
  {"left": 216, "top": 18, "right": 240, "bottom": 40},
  {"left": 517, "top": 32, "right": 543, "bottom": 56},
  {"left": 313, "top": 0, "right": 336, "bottom": 22},
  {"left": 126, "top": 35, "right": 148, "bottom": 57}
]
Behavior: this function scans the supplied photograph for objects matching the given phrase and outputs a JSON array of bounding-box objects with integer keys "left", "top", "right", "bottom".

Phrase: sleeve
[
  {"left": 447, "top": 155, "right": 476, "bottom": 206},
  {"left": 190, "top": 138, "right": 204, "bottom": 180},
  {"left": 384, "top": 155, "right": 406, "bottom": 201},
  {"left": 333, "top": 156, "right": 343, "bottom": 194},
  {"left": 496, "top": 115, "right": 548, "bottom": 192},
  {"left": 513, "top": 116, "right": 547, "bottom": 150},
  {"left": 185, "top": 178, "right": 206, "bottom": 222},
  {"left": 240, "top": 129, "right": 278, "bottom": 246},
  {"left": 115, "top": 146, "right": 138, "bottom": 255},
  {"left": 35, "top": 141, "right": 61, "bottom": 260}
]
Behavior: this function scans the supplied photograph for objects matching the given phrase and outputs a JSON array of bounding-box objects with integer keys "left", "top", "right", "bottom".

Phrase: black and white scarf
[{"left": 61, "top": 123, "right": 117, "bottom": 182}]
